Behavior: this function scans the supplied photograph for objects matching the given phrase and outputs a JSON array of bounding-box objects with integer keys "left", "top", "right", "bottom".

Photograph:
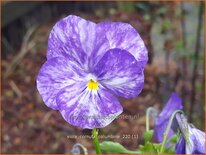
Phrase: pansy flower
[
  {"left": 175, "top": 113, "right": 205, "bottom": 154},
  {"left": 154, "top": 93, "right": 183, "bottom": 142},
  {"left": 37, "top": 15, "right": 148, "bottom": 129}
]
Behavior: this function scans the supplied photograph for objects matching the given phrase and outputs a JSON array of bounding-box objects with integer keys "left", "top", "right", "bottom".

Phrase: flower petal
[
  {"left": 37, "top": 57, "right": 86, "bottom": 110},
  {"left": 154, "top": 93, "right": 183, "bottom": 142},
  {"left": 175, "top": 136, "right": 186, "bottom": 154},
  {"left": 47, "top": 15, "right": 97, "bottom": 67},
  {"left": 56, "top": 85, "right": 123, "bottom": 129},
  {"left": 95, "top": 22, "right": 148, "bottom": 68},
  {"left": 190, "top": 128, "right": 205, "bottom": 154},
  {"left": 93, "top": 48, "right": 144, "bottom": 98}
]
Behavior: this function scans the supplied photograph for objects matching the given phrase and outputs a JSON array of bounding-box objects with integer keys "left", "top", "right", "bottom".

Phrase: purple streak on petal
[
  {"left": 47, "top": 15, "right": 97, "bottom": 67},
  {"left": 37, "top": 57, "right": 86, "bottom": 110},
  {"left": 93, "top": 48, "right": 144, "bottom": 98},
  {"left": 56, "top": 83, "right": 86, "bottom": 111},
  {"left": 175, "top": 136, "right": 186, "bottom": 154},
  {"left": 95, "top": 22, "right": 148, "bottom": 68},
  {"left": 56, "top": 86, "right": 123, "bottom": 129},
  {"left": 154, "top": 93, "right": 183, "bottom": 142},
  {"left": 88, "top": 26, "right": 110, "bottom": 68},
  {"left": 190, "top": 128, "right": 205, "bottom": 154}
]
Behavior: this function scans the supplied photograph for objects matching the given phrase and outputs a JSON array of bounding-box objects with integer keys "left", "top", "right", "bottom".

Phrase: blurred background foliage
[{"left": 1, "top": 1, "right": 205, "bottom": 154}]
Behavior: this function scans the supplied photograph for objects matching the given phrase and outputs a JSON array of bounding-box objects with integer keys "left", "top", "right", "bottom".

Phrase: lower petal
[{"left": 56, "top": 86, "right": 123, "bottom": 129}]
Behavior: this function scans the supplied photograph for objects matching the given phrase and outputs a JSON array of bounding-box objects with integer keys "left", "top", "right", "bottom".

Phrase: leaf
[
  {"left": 153, "top": 143, "right": 176, "bottom": 154},
  {"left": 100, "top": 141, "right": 141, "bottom": 154},
  {"left": 166, "top": 134, "right": 178, "bottom": 144},
  {"left": 139, "top": 142, "right": 158, "bottom": 154},
  {"left": 153, "top": 143, "right": 162, "bottom": 154},
  {"left": 144, "top": 130, "right": 154, "bottom": 143},
  {"left": 164, "top": 145, "right": 176, "bottom": 154}
]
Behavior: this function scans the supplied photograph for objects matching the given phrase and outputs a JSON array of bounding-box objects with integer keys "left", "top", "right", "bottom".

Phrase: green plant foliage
[
  {"left": 117, "top": 2, "right": 136, "bottom": 13},
  {"left": 144, "top": 130, "right": 154, "bottom": 143},
  {"left": 139, "top": 142, "right": 158, "bottom": 154},
  {"left": 100, "top": 141, "right": 141, "bottom": 154},
  {"left": 166, "top": 134, "right": 178, "bottom": 144},
  {"left": 139, "top": 132, "right": 178, "bottom": 154},
  {"left": 175, "top": 40, "right": 194, "bottom": 58}
]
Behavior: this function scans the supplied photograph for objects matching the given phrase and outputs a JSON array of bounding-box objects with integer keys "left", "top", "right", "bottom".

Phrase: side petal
[
  {"left": 154, "top": 121, "right": 175, "bottom": 144},
  {"left": 56, "top": 85, "right": 123, "bottom": 129},
  {"left": 47, "top": 15, "right": 96, "bottom": 66},
  {"left": 175, "top": 136, "right": 186, "bottom": 154},
  {"left": 95, "top": 22, "right": 148, "bottom": 68},
  {"left": 37, "top": 57, "right": 86, "bottom": 110},
  {"left": 93, "top": 48, "right": 144, "bottom": 98},
  {"left": 154, "top": 93, "right": 183, "bottom": 142}
]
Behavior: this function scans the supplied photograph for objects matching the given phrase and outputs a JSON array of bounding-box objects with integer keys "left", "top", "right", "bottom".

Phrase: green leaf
[
  {"left": 153, "top": 143, "right": 176, "bottom": 154},
  {"left": 166, "top": 134, "right": 178, "bottom": 144},
  {"left": 153, "top": 143, "right": 162, "bottom": 154},
  {"left": 164, "top": 145, "right": 175, "bottom": 154},
  {"left": 100, "top": 141, "right": 141, "bottom": 154},
  {"left": 144, "top": 130, "right": 154, "bottom": 143},
  {"left": 139, "top": 142, "right": 158, "bottom": 154}
]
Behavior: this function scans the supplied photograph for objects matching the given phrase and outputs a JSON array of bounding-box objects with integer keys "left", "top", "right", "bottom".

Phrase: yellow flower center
[{"left": 87, "top": 80, "right": 98, "bottom": 90}]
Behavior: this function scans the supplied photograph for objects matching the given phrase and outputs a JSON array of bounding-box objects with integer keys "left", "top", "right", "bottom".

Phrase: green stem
[
  {"left": 146, "top": 107, "right": 153, "bottom": 132},
  {"left": 92, "top": 128, "right": 102, "bottom": 154},
  {"left": 159, "top": 110, "right": 184, "bottom": 154},
  {"left": 124, "top": 150, "right": 142, "bottom": 154}
]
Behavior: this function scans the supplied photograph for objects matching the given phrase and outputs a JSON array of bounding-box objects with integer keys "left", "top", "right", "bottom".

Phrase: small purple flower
[
  {"left": 154, "top": 92, "right": 183, "bottom": 142},
  {"left": 37, "top": 15, "right": 148, "bottom": 129},
  {"left": 175, "top": 114, "right": 205, "bottom": 154}
]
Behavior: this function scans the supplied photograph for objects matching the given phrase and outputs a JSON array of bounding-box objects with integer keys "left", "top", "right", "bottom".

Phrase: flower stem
[
  {"left": 159, "top": 110, "right": 184, "bottom": 154},
  {"left": 92, "top": 128, "right": 102, "bottom": 154},
  {"left": 146, "top": 107, "right": 153, "bottom": 132},
  {"left": 146, "top": 107, "right": 158, "bottom": 132}
]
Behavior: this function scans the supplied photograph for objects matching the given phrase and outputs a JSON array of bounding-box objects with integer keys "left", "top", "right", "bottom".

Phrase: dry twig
[
  {"left": 4, "top": 25, "right": 38, "bottom": 78},
  {"left": 8, "top": 80, "right": 22, "bottom": 98},
  {"left": 189, "top": 2, "right": 204, "bottom": 121}
]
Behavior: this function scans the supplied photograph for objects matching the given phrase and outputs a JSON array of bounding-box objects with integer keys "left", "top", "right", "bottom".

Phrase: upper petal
[
  {"left": 37, "top": 57, "right": 86, "bottom": 110},
  {"left": 56, "top": 85, "right": 123, "bottom": 129},
  {"left": 47, "top": 16, "right": 148, "bottom": 71},
  {"left": 154, "top": 93, "right": 183, "bottom": 142},
  {"left": 94, "top": 22, "right": 148, "bottom": 68},
  {"left": 93, "top": 48, "right": 144, "bottom": 98},
  {"left": 47, "top": 15, "right": 97, "bottom": 67}
]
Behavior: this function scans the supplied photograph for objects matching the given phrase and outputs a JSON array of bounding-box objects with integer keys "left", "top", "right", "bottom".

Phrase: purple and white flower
[
  {"left": 154, "top": 93, "right": 183, "bottom": 142},
  {"left": 37, "top": 15, "right": 148, "bottom": 129},
  {"left": 154, "top": 92, "right": 205, "bottom": 154},
  {"left": 175, "top": 113, "right": 205, "bottom": 154}
]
